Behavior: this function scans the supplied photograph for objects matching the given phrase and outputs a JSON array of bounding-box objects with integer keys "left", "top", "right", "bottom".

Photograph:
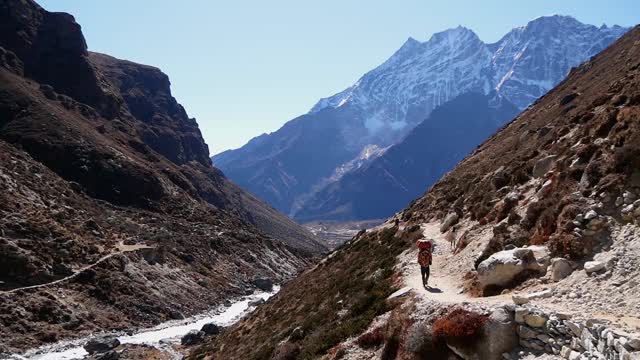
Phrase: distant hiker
[
  {"left": 445, "top": 225, "right": 458, "bottom": 251},
  {"left": 394, "top": 218, "right": 400, "bottom": 227},
  {"left": 417, "top": 239, "right": 433, "bottom": 288}
]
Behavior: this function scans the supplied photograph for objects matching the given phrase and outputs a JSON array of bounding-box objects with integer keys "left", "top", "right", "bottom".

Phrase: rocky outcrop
[
  {"left": 477, "top": 248, "right": 545, "bottom": 289},
  {"left": 0, "top": 0, "right": 120, "bottom": 117}
]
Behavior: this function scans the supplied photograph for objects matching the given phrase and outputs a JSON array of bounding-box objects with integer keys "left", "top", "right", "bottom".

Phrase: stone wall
[{"left": 513, "top": 305, "right": 640, "bottom": 360}]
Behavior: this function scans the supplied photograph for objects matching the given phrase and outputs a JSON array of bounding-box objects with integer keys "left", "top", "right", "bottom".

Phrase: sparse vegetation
[
  {"left": 432, "top": 309, "right": 488, "bottom": 343},
  {"left": 357, "top": 326, "right": 385, "bottom": 348},
  {"left": 191, "top": 226, "right": 412, "bottom": 360}
]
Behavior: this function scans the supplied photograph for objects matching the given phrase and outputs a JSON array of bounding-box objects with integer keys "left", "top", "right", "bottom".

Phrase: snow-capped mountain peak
[
  {"left": 310, "top": 15, "right": 627, "bottom": 135},
  {"left": 214, "top": 16, "right": 628, "bottom": 217}
]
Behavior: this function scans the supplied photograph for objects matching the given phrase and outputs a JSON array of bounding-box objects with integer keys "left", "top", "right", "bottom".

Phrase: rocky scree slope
[
  {"left": 194, "top": 25, "right": 640, "bottom": 360},
  {"left": 0, "top": 0, "right": 321, "bottom": 353},
  {"left": 213, "top": 16, "right": 627, "bottom": 220}
]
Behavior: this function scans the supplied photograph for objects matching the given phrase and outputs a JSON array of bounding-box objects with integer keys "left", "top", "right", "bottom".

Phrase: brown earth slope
[
  {"left": 193, "top": 25, "right": 640, "bottom": 360},
  {"left": 0, "top": 0, "right": 323, "bottom": 353}
]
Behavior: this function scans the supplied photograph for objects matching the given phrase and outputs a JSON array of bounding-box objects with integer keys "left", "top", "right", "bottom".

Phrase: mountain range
[
  {"left": 212, "top": 15, "right": 627, "bottom": 222},
  {"left": 200, "top": 23, "right": 640, "bottom": 360}
]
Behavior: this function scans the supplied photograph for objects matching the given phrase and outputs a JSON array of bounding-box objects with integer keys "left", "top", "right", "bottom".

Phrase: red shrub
[{"left": 432, "top": 309, "right": 488, "bottom": 341}]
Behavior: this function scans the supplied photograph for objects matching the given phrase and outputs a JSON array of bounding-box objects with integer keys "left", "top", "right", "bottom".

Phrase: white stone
[
  {"left": 584, "top": 210, "right": 598, "bottom": 220},
  {"left": 513, "top": 289, "right": 553, "bottom": 305},
  {"left": 584, "top": 261, "right": 605, "bottom": 273},
  {"left": 477, "top": 248, "right": 544, "bottom": 288},
  {"left": 568, "top": 350, "right": 581, "bottom": 360},
  {"left": 387, "top": 286, "right": 412, "bottom": 299}
]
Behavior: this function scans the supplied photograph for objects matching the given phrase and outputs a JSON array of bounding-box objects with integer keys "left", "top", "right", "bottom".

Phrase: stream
[{"left": 8, "top": 286, "right": 280, "bottom": 360}]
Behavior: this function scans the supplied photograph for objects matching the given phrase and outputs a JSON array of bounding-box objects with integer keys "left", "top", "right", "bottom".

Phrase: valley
[{"left": 0, "top": 1, "right": 638, "bottom": 360}]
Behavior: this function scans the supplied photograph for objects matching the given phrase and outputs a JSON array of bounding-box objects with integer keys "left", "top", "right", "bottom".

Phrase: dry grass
[
  {"left": 432, "top": 309, "right": 488, "bottom": 343},
  {"left": 357, "top": 326, "right": 385, "bottom": 349},
  {"left": 192, "top": 226, "right": 412, "bottom": 360}
]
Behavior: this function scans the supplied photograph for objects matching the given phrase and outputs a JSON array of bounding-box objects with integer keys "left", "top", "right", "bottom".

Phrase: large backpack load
[
  {"left": 417, "top": 239, "right": 432, "bottom": 250},
  {"left": 417, "top": 240, "right": 432, "bottom": 267}
]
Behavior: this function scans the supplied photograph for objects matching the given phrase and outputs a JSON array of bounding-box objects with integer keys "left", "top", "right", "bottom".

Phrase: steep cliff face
[
  {"left": 0, "top": 0, "right": 120, "bottom": 117},
  {"left": 0, "top": 0, "right": 321, "bottom": 352},
  {"left": 213, "top": 16, "right": 628, "bottom": 219},
  {"left": 89, "top": 53, "right": 211, "bottom": 166}
]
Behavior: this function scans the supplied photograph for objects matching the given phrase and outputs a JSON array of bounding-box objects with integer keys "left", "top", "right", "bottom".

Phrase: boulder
[
  {"left": 550, "top": 258, "right": 573, "bottom": 281},
  {"left": 84, "top": 336, "right": 120, "bottom": 354},
  {"left": 181, "top": 330, "right": 205, "bottom": 345},
  {"left": 532, "top": 155, "right": 557, "bottom": 178},
  {"left": 200, "top": 323, "right": 222, "bottom": 335},
  {"left": 252, "top": 277, "right": 274, "bottom": 291},
  {"left": 584, "top": 261, "right": 605, "bottom": 273},
  {"left": 477, "top": 248, "right": 544, "bottom": 289},
  {"left": 440, "top": 213, "right": 459, "bottom": 233},
  {"left": 447, "top": 306, "right": 518, "bottom": 360},
  {"left": 248, "top": 298, "right": 265, "bottom": 307}
]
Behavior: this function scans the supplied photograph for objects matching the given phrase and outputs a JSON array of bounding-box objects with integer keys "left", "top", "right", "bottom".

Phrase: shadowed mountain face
[
  {"left": 0, "top": 0, "right": 322, "bottom": 352},
  {"left": 294, "top": 93, "right": 520, "bottom": 222},
  {"left": 213, "top": 16, "right": 628, "bottom": 219}
]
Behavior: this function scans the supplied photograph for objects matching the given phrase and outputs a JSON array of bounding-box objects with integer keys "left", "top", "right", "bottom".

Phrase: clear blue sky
[{"left": 40, "top": 0, "right": 637, "bottom": 155}]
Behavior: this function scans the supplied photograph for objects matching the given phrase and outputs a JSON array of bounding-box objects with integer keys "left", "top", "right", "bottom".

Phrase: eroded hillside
[{"left": 0, "top": 0, "right": 322, "bottom": 353}]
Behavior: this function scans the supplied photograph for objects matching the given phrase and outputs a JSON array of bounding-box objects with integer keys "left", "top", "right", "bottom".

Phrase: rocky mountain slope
[
  {"left": 213, "top": 16, "right": 627, "bottom": 219},
  {"left": 0, "top": 0, "right": 322, "bottom": 353},
  {"left": 194, "top": 24, "right": 640, "bottom": 360},
  {"left": 294, "top": 93, "right": 520, "bottom": 222}
]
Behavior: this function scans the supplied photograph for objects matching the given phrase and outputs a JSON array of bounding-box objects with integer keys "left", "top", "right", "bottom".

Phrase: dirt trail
[
  {"left": 402, "top": 222, "right": 640, "bottom": 332},
  {"left": 1, "top": 241, "right": 154, "bottom": 294},
  {"left": 404, "top": 222, "right": 511, "bottom": 305}
]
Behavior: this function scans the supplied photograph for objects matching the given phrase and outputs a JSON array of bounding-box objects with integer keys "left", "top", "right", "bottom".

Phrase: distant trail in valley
[{"left": 1, "top": 242, "right": 153, "bottom": 295}]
